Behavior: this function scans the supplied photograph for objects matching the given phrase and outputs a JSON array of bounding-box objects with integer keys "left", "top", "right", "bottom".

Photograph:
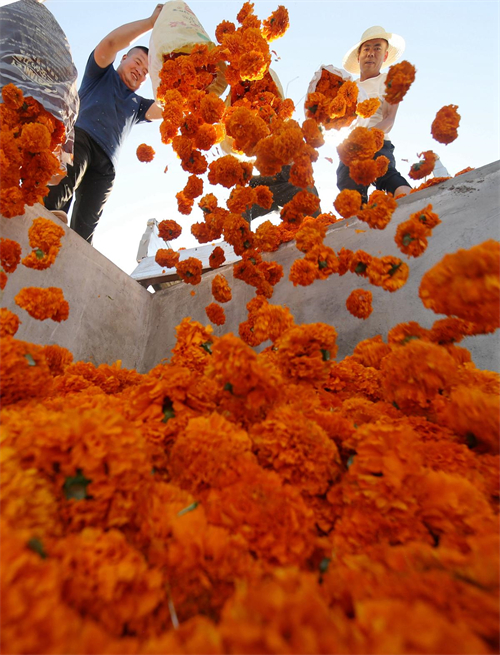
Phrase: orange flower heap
[
  {"left": 1, "top": 84, "right": 65, "bottom": 218},
  {"left": 419, "top": 240, "right": 500, "bottom": 330},
  {"left": 431, "top": 104, "right": 461, "bottom": 144},
  {"left": 136, "top": 143, "right": 155, "bottom": 162},
  {"left": 305, "top": 69, "right": 359, "bottom": 131},
  {"left": 384, "top": 60, "right": 416, "bottom": 104},
  {"left": 409, "top": 150, "right": 438, "bottom": 180}
]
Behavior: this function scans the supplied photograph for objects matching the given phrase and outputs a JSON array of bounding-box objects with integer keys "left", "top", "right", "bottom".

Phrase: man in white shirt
[{"left": 337, "top": 26, "right": 412, "bottom": 202}]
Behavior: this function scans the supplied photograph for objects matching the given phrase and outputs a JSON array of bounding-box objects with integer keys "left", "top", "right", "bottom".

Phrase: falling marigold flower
[
  {"left": 294, "top": 218, "right": 326, "bottom": 253},
  {"left": 337, "top": 126, "right": 385, "bottom": 166},
  {"left": 367, "top": 255, "right": 410, "bottom": 292},
  {"left": 208, "top": 155, "right": 252, "bottom": 188},
  {"left": 1, "top": 82, "right": 24, "bottom": 109},
  {"left": 176, "top": 257, "right": 203, "bottom": 285},
  {"left": 384, "top": 60, "right": 416, "bottom": 104},
  {"left": 14, "top": 286, "right": 69, "bottom": 321},
  {"left": 183, "top": 175, "right": 204, "bottom": 200},
  {"left": 357, "top": 189, "right": 397, "bottom": 229},
  {"left": 0, "top": 308, "right": 20, "bottom": 337},
  {"left": 209, "top": 246, "right": 226, "bottom": 269},
  {"left": 346, "top": 289, "right": 373, "bottom": 319},
  {"left": 0, "top": 238, "right": 22, "bottom": 273},
  {"left": 394, "top": 217, "right": 430, "bottom": 257},
  {"left": 254, "top": 185, "right": 274, "bottom": 210},
  {"left": 136, "top": 143, "right": 155, "bottom": 162},
  {"left": 0, "top": 187, "right": 25, "bottom": 218},
  {"left": 254, "top": 220, "right": 281, "bottom": 252},
  {"left": 215, "top": 20, "right": 236, "bottom": 43},
  {"left": 348, "top": 156, "right": 388, "bottom": 186},
  {"left": 155, "top": 248, "right": 179, "bottom": 268},
  {"left": 334, "top": 189, "right": 362, "bottom": 218},
  {"left": 212, "top": 274, "right": 232, "bottom": 303},
  {"left": 176, "top": 191, "right": 194, "bottom": 215},
  {"left": 262, "top": 6, "right": 290, "bottom": 42},
  {"left": 409, "top": 150, "right": 438, "bottom": 180},
  {"left": 158, "top": 219, "right": 182, "bottom": 241},
  {"left": 205, "top": 302, "right": 226, "bottom": 326},
  {"left": 226, "top": 185, "right": 256, "bottom": 214},
  {"left": 419, "top": 240, "right": 500, "bottom": 329},
  {"left": 19, "top": 122, "right": 51, "bottom": 153},
  {"left": 356, "top": 97, "right": 381, "bottom": 118},
  {"left": 431, "top": 105, "right": 460, "bottom": 145}
]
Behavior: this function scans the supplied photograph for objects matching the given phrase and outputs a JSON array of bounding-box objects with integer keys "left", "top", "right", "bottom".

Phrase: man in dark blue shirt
[{"left": 45, "top": 5, "right": 164, "bottom": 243}]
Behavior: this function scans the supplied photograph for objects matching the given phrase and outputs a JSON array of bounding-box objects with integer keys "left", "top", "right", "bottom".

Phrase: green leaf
[
  {"left": 162, "top": 398, "right": 175, "bottom": 423},
  {"left": 402, "top": 234, "right": 414, "bottom": 246},
  {"left": 224, "top": 381, "right": 233, "bottom": 393},
  {"left": 35, "top": 248, "right": 45, "bottom": 259},
  {"left": 401, "top": 335, "right": 420, "bottom": 345},
  {"left": 24, "top": 353, "right": 37, "bottom": 367},
  {"left": 388, "top": 262, "right": 403, "bottom": 276},
  {"left": 320, "top": 349, "right": 330, "bottom": 362},
  {"left": 27, "top": 537, "right": 47, "bottom": 559},
  {"left": 63, "top": 470, "right": 91, "bottom": 500},
  {"left": 177, "top": 501, "right": 199, "bottom": 517},
  {"left": 319, "top": 557, "right": 330, "bottom": 574},
  {"left": 347, "top": 454, "right": 355, "bottom": 468},
  {"left": 318, "top": 260, "right": 327, "bottom": 270},
  {"left": 355, "top": 262, "right": 367, "bottom": 274},
  {"left": 200, "top": 341, "right": 212, "bottom": 354}
]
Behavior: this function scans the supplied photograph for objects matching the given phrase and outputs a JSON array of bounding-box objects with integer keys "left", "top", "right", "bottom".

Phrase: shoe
[{"left": 51, "top": 210, "right": 68, "bottom": 224}]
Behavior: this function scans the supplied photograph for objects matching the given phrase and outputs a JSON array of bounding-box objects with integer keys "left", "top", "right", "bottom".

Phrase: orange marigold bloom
[
  {"left": 212, "top": 274, "right": 232, "bottom": 303},
  {"left": 208, "top": 155, "right": 252, "bottom": 188},
  {"left": 209, "top": 246, "right": 226, "bottom": 269},
  {"left": 411, "top": 204, "right": 441, "bottom": 232},
  {"left": 409, "top": 150, "right": 438, "bottom": 180},
  {"left": 431, "top": 104, "right": 461, "bottom": 145},
  {"left": 351, "top": 334, "right": 392, "bottom": 369},
  {"left": 0, "top": 335, "right": 53, "bottom": 404},
  {"left": 294, "top": 217, "right": 326, "bottom": 253},
  {"left": 194, "top": 123, "right": 218, "bottom": 151},
  {"left": 158, "top": 219, "right": 182, "bottom": 241},
  {"left": 254, "top": 220, "right": 281, "bottom": 252},
  {"left": 136, "top": 143, "right": 155, "bottom": 162},
  {"left": 177, "top": 191, "right": 194, "bottom": 216},
  {"left": 226, "top": 185, "right": 256, "bottom": 213},
  {"left": 305, "top": 244, "right": 339, "bottom": 280},
  {"left": 346, "top": 288, "right": 373, "bottom": 319},
  {"left": 275, "top": 322, "right": 338, "bottom": 384},
  {"left": 0, "top": 237, "right": 22, "bottom": 273},
  {"left": 215, "top": 20, "right": 236, "bottom": 43},
  {"left": 262, "top": 6, "right": 290, "bottom": 42},
  {"left": 357, "top": 189, "right": 397, "bottom": 229},
  {"left": 155, "top": 248, "right": 179, "bottom": 268},
  {"left": 18, "top": 122, "right": 51, "bottom": 153},
  {"left": 380, "top": 339, "right": 459, "bottom": 413},
  {"left": 367, "top": 255, "right": 410, "bottom": 292},
  {"left": 301, "top": 118, "right": 325, "bottom": 148},
  {"left": 349, "top": 249, "right": 373, "bottom": 277},
  {"left": 254, "top": 184, "right": 274, "bottom": 210},
  {"left": 0, "top": 187, "right": 25, "bottom": 218},
  {"left": 0, "top": 271, "right": 7, "bottom": 290},
  {"left": 419, "top": 240, "right": 500, "bottom": 328},
  {"left": 183, "top": 175, "right": 204, "bottom": 200},
  {"left": 205, "top": 302, "right": 226, "bottom": 325},
  {"left": 394, "top": 217, "right": 430, "bottom": 257},
  {"left": 337, "top": 126, "right": 385, "bottom": 166},
  {"left": 15, "top": 286, "right": 69, "bottom": 321},
  {"left": 349, "top": 156, "right": 389, "bottom": 186},
  {"left": 249, "top": 299, "right": 295, "bottom": 344},
  {"left": 1, "top": 82, "right": 24, "bottom": 109},
  {"left": 356, "top": 97, "right": 381, "bottom": 118},
  {"left": 384, "top": 60, "right": 416, "bottom": 104},
  {"left": 0, "top": 308, "right": 20, "bottom": 337},
  {"left": 176, "top": 257, "right": 203, "bottom": 285},
  {"left": 334, "top": 189, "right": 362, "bottom": 218},
  {"left": 181, "top": 149, "right": 208, "bottom": 175},
  {"left": 41, "top": 343, "right": 74, "bottom": 376}
]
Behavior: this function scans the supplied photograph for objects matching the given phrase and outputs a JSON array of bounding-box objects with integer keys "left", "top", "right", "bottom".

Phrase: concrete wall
[
  {"left": 2, "top": 161, "right": 499, "bottom": 373},
  {"left": 1, "top": 205, "right": 153, "bottom": 369},
  {"left": 144, "top": 161, "right": 500, "bottom": 372}
]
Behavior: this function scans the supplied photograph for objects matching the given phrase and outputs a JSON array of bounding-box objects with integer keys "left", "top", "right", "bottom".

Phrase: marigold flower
[
  {"left": 205, "top": 302, "right": 226, "bottom": 325},
  {"left": 288, "top": 258, "right": 317, "bottom": 286},
  {"left": 357, "top": 190, "right": 397, "bottom": 229},
  {"left": 0, "top": 271, "right": 7, "bottom": 290},
  {"left": 0, "top": 187, "right": 25, "bottom": 218},
  {"left": 183, "top": 175, "right": 204, "bottom": 200},
  {"left": 0, "top": 308, "right": 20, "bottom": 337},
  {"left": 431, "top": 105, "right": 460, "bottom": 145},
  {"left": 176, "top": 257, "right": 203, "bottom": 285},
  {"left": 0, "top": 335, "right": 53, "bottom": 404},
  {"left": 356, "top": 97, "right": 381, "bottom": 118},
  {"left": 208, "top": 155, "right": 252, "bottom": 188},
  {"left": 136, "top": 143, "right": 155, "bottom": 162},
  {"left": 194, "top": 123, "right": 218, "bottom": 151},
  {"left": 409, "top": 150, "right": 437, "bottom": 180},
  {"left": 181, "top": 149, "right": 208, "bottom": 175},
  {"left": 337, "top": 126, "right": 385, "bottom": 166},
  {"left": 158, "top": 219, "right": 182, "bottom": 241},
  {"left": 349, "top": 156, "right": 389, "bottom": 186},
  {"left": 346, "top": 288, "right": 373, "bottom": 319},
  {"left": 209, "top": 246, "right": 226, "bottom": 269},
  {"left": 2, "top": 82, "right": 24, "bottom": 109},
  {"left": 212, "top": 274, "right": 232, "bottom": 303},
  {"left": 226, "top": 185, "right": 256, "bottom": 213},
  {"left": 15, "top": 286, "right": 69, "bottom": 321},
  {"left": 394, "top": 217, "right": 430, "bottom": 257},
  {"left": 215, "top": 20, "right": 236, "bottom": 43},
  {"left": 294, "top": 217, "right": 326, "bottom": 253},
  {"left": 384, "top": 60, "right": 416, "bottom": 104},
  {"left": 275, "top": 322, "right": 338, "bottom": 384},
  {"left": 254, "top": 220, "right": 281, "bottom": 252},
  {"left": 419, "top": 240, "right": 500, "bottom": 328},
  {"left": 41, "top": 343, "right": 74, "bottom": 376},
  {"left": 254, "top": 184, "right": 274, "bottom": 210},
  {"left": 367, "top": 255, "right": 409, "bottom": 292},
  {"left": 410, "top": 176, "right": 451, "bottom": 193},
  {"left": 0, "top": 237, "right": 22, "bottom": 273},
  {"left": 455, "top": 166, "right": 475, "bottom": 176},
  {"left": 155, "top": 248, "right": 179, "bottom": 268},
  {"left": 19, "top": 122, "right": 51, "bottom": 153}
]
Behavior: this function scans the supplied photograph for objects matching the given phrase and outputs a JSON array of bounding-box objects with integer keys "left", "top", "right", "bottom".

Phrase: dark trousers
[
  {"left": 336, "top": 140, "right": 411, "bottom": 204},
  {"left": 44, "top": 127, "right": 115, "bottom": 244},
  {"left": 243, "top": 164, "right": 320, "bottom": 223}
]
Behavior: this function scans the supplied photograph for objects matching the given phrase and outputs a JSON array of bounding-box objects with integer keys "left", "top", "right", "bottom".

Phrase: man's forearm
[{"left": 102, "top": 17, "right": 155, "bottom": 54}]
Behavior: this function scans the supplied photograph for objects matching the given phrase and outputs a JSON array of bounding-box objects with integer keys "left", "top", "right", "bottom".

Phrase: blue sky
[{"left": 45, "top": 0, "right": 500, "bottom": 274}]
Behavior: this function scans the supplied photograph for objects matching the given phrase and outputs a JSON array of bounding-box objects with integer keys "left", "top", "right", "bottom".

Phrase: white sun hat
[{"left": 342, "top": 26, "right": 405, "bottom": 75}]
